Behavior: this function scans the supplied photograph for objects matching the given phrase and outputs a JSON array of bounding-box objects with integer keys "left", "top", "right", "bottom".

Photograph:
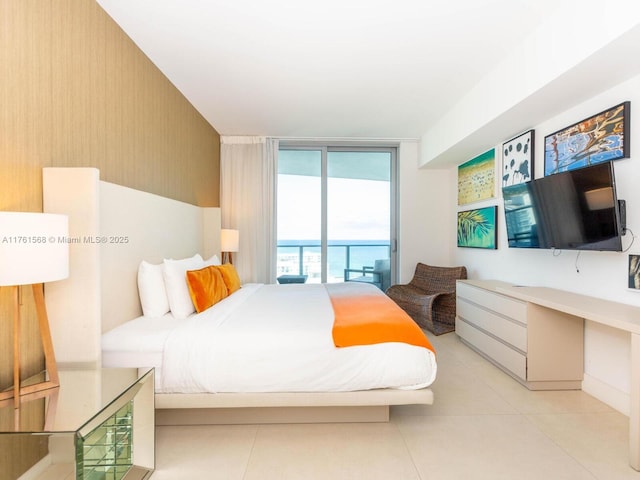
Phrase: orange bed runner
[{"left": 327, "top": 284, "right": 435, "bottom": 354}]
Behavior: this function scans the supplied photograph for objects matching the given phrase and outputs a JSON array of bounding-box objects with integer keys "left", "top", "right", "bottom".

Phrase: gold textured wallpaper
[{"left": 0, "top": 1, "right": 220, "bottom": 476}]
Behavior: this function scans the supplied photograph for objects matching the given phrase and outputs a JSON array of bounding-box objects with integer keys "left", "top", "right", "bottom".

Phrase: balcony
[{"left": 276, "top": 241, "right": 391, "bottom": 283}]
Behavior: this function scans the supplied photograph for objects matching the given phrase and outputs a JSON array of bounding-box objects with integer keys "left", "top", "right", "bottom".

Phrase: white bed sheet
[
  {"left": 101, "top": 313, "right": 179, "bottom": 381},
  {"left": 102, "top": 282, "right": 437, "bottom": 394}
]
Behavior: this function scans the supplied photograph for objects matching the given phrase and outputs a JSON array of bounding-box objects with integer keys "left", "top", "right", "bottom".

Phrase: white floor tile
[
  {"left": 466, "top": 359, "right": 616, "bottom": 415},
  {"left": 401, "top": 354, "right": 519, "bottom": 417},
  {"left": 527, "top": 412, "right": 638, "bottom": 480},
  {"left": 242, "top": 423, "right": 420, "bottom": 480},
  {"left": 397, "top": 414, "right": 595, "bottom": 480},
  {"left": 147, "top": 332, "right": 638, "bottom": 480},
  {"left": 151, "top": 425, "right": 257, "bottom": 480}
]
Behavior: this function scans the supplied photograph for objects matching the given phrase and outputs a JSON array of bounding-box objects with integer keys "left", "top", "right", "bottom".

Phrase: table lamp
[
  {"left": 221, "top": 228, "right": 239, "bottom": 264},
  {"left": 0, "top": 212, "right": 69, "bottom": 405}
]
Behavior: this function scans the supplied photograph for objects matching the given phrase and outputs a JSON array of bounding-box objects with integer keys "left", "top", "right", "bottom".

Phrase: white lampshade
[
  {"left": 0, "top": 212, "right": 69, "bottom": 286},
  {"left": 221, "top": 228, "right": 239, "bottom": 252}
]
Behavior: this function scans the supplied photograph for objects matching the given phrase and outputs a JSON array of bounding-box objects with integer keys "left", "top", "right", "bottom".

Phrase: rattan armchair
[{"left": 386, "top": 263, "right": 467, "bottom": 335}]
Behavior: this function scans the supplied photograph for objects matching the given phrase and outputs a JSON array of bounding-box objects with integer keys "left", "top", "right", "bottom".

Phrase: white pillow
[
  {"left": 137, "top": 261, "right": 170, "bottom": 317},
  {"left": 204, "top": 254, "right": 221, "bottom": 266},
  {"left": 163, "top": 254, "right": 204, "bottom": 319}
]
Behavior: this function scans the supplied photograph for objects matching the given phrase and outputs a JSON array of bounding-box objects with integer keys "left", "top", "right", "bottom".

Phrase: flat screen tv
[
  {"left": 503, "top": 162, "right": 624, "bottom": 251},
  {"left": 503, "top": 182, "right": 543, "bottom": 248}
]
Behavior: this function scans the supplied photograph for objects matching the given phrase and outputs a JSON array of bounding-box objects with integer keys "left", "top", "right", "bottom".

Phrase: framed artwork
[
  {"left": 502, "top": 129, "right": 534, "bottom": 187},
  {"left": 457, "top": 205, "right": 497, "bottom": 249},
  {"left": 629, "top": 254, "right": 640, "bottom": 290},
  {"left": 458, "top": 149, "right": 495, "bottom": 205},
  {"left": 544, "top": 101, "right": 630, "bottom": 176}
]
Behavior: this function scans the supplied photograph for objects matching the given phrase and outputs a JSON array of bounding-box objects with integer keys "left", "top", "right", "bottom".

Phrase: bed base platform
[{"left": 155, "top": 388, "right": 433, "bottom": 425}]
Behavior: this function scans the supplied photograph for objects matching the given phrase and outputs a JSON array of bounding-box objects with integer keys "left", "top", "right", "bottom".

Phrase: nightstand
[{"left": 0, "top": 367, "right": 154, "bottom": 480}]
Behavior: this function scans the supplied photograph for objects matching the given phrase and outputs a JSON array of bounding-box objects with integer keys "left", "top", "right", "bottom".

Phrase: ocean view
[{"left": 277, "top": 239, "right": 390, "bottom": 282}]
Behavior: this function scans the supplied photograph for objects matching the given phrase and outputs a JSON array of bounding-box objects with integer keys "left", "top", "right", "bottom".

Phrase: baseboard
[{"left": 582, "top": 373, "right": 629, "bottom": 416}]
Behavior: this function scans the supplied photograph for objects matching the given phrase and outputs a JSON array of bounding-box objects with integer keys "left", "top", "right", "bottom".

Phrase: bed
[{"left": 42, "top": 167, "right": 436, "bottom": 424}]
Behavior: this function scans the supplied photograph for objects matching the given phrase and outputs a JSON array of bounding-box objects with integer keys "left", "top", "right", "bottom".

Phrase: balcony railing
[{"left": 276, "top": 241, "right": 391, "bottom": 283}]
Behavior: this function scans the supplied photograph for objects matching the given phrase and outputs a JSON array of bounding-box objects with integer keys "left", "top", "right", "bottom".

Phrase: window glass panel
[
  {"left": 276, "top": 150, "right": 322, "bottom": 282},
  {"left": 327, "top": 151, "right": 391, "bottom": 285},
  {"left": 276, "top": 146, "right": 394, "bottom": 289}
]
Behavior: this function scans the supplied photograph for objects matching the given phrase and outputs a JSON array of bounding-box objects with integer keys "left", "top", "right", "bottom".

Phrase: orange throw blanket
[{"left": 327, "top": 284, "right": 435, "bottom": 354}]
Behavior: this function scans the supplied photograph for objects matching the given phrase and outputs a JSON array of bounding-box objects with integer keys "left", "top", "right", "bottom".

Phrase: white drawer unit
[
  {"left": 456, "top": 298, "right": 527, "bottom": 352},
  {"left": 455, "top": 280, "right": 584, "bottom": 390},
  {"left": 456, "top": 318, "right": 527, "bottom": 379}
]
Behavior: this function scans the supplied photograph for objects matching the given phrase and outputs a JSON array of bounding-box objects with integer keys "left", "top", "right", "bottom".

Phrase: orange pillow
[
  {"left": 185, "top": 266, "right": 228, "bottom": 313},
  {"left": 215, "top": 263, "right": 242, "bottom": 294}
]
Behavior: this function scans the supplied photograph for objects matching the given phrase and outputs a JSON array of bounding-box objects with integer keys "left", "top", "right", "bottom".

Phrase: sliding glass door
[
  {"left": 276, "top": 149, "right": 323, "bottom": 281},
  {"left": 277, "top": 145, "right": 396, "bottom": 287}
]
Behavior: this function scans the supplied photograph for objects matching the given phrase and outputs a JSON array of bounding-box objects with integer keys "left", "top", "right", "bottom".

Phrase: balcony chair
[
  {"left": 344, "top": 258, "right": 391, "bottom": 292},
  {"left": 386, "top": 263, "right": 467, "bottom": 335}
]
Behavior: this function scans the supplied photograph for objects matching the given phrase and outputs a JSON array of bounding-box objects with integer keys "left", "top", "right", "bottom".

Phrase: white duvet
[{"left": 103, "top": 282, "right": 437, "bottom": 393}]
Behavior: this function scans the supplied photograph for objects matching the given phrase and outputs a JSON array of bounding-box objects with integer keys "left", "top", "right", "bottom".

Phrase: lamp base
[{"left": 0, "top": 284, "right": 59, "bottom": 406}]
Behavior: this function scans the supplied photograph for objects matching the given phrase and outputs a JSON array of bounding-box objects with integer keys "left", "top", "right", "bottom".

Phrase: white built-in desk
[
  {"left": 457, "top": 280, "right": 640, "bottom": 471},
  {"left": 496, "top": 285, "right": 640, "bottom": 335}
]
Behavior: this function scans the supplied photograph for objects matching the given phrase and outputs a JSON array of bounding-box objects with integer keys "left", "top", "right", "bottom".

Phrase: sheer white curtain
[{"left": 220, "top": 136, "right": 278, "bottom": 283}]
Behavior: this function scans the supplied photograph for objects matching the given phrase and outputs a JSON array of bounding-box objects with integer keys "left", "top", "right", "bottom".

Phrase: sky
[{"left": 277, "top": 174, "right": 390, "bottom": 241}]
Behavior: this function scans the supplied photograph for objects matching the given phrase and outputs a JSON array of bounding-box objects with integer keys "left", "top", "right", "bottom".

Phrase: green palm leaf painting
[{"left": 457, "top": 206, "right": 497, "bottom": 249}]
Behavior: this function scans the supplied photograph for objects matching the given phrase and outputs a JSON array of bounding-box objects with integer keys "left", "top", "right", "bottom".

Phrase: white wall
[
  {"left": 420, "top": 4, "right": 640, "bottom": 168},
  {"left": 448, "top": 73, "right": 640, "bottom": 414},
  {"left": 397, "top": 140, "right": 452, "bottom": 283}
]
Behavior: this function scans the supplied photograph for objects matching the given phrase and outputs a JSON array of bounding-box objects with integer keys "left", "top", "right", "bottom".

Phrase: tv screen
[
  {"left": 502, "top": 162, "right": 623, "bottom": 251},
  {"left": 503, "top": 183, "right": 545, "bottom": 248}
]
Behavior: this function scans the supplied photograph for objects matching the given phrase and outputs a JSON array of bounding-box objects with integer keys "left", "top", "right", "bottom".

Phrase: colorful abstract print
[{"left": 544, "top": 102, "right": 628, "bottom": 175}]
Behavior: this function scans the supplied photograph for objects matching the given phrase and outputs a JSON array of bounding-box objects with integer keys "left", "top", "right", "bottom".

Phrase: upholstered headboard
[{"left": 43, "top": 167, "right": 220, "bottom": 366}]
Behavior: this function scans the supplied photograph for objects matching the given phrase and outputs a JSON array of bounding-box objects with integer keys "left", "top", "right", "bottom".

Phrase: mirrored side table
[{"left": 0, "top": 367, "right": 154, "bottom": 480}]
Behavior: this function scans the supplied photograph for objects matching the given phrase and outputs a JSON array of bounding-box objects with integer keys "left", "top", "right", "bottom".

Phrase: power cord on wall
[
  {"left": 623, "top": 227, "right": 636, "bottom": 253},
  {"left": 552, "top": 227, "right": 634, "bottom": 274}
]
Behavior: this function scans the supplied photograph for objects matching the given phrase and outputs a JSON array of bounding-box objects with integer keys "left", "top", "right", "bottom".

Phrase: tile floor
[{"left": 151, "top": 332, "right": 638, "bottom": 479}]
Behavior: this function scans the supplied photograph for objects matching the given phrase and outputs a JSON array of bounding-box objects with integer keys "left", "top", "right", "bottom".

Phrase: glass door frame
[{"left": 277, "top": 141, "right": 398, "bottom": 286}]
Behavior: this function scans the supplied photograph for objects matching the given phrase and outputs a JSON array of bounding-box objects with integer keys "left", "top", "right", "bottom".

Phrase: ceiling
[{"left": 96, "top": 0, "right": 569, "bottom": 140}]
